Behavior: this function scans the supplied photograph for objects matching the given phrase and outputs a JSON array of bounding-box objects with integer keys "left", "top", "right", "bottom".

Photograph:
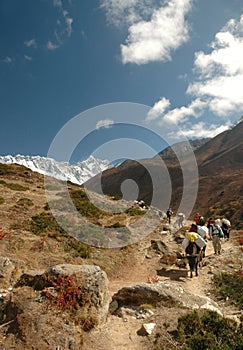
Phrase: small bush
[
  {"left": 0, "top": 197, "right": 4, "bottom": 205},
  {"left": 30, "top": 212, "right": 66, "bottom": 235},
  {"left": 177, "top": 310, "right": 243, "bottom": 350},
  {"left": 213, "top": 272, "right": 243, "bottom": 309},
  {"left": 17, "top": 198, "right": 34, "bottom": 206},
  {"left": 0, "top": 164, "right": 12, "bottom": 175},
  {"left": 125, "top": 207, "right": 144, "bottom": 216}
]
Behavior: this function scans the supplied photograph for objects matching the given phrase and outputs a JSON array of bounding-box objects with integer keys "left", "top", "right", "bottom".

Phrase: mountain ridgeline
[{"left": 86, "top": 121, "right": 243, "bottom": 228}]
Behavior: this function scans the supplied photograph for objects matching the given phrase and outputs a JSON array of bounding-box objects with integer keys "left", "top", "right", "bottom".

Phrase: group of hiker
[
  {"left": 161, "top": 208, "right": 231, "bottom": 256},
  {"left": 186, "top": 213, "right": 231, "bottom": 256}
]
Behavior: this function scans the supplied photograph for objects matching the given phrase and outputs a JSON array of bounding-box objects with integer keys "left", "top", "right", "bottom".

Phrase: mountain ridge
[{"left": 0, "top": 154, "right": 112, "bottom": 185}]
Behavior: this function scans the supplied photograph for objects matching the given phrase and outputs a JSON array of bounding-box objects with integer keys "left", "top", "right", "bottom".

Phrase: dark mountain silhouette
[{"left": 85, "top": 121, "right": 243, "bottom": 228}]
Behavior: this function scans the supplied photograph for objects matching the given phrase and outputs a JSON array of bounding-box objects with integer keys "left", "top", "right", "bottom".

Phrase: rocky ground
[
  {"left": 0, "top": 164, "right": 242, "bottom": 349},
  {"left": 82, "top": 220, "right": 243, "bottom": 350}
]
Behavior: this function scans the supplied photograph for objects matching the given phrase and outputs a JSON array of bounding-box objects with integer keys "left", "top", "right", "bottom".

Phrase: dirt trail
[{"left": 83, "top": 221, "right": 238, "bottom": 350}]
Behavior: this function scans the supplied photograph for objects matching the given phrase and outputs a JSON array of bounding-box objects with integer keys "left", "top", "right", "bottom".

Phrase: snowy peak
[{"left": 0, "top": 154, "right": 112, "bottom": 185}]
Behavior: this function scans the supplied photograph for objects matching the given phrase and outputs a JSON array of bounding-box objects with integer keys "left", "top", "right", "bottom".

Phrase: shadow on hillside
[{"left": 156, "top": 267, "right": 188, "bottom": 281}]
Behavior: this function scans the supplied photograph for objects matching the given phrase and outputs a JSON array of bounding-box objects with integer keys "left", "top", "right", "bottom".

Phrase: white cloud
[
  {"left": 148, "top": 12, "right": 243, "bottom": 139},
  {"left": 120, "top": 0, "right": 192, "bottom": 64},
  {"left": 187, "top": 14, "right": 243, "bottom": 117},
  {"left": 54, "top": 0, "right": 62, "bottom": 8},
  {"left": 24, "top": 55, "right": 32, "bottom": 61},
  {"left": 101, "top": 0, "right": 193, "bottom": 65},
  {"left": 2, "top": 56, "right": 12, "bottom": 63},
  {"left": 53, "top": 1, "right": 73, "bottom": 42},
  {"left": 24, "top": 39, "right": 37, "bottom": 48},
  {"left": 100, "top": 0, "right": 151, "bottom": 28},
  {"left": 146, "top": 97, "right": 170, "bottom": 121},
  {"left": 149, "top": 98, "right": 206, "bottom": 125},
  {"left": 64, "top": 14, "right": 73, "bottom": 37},
  {"left": 46, "top": 41, "right": 59, "bottom": 50},
  {"left": 171, "top": 122, "right": 230, "bottom": 139},
  {"left": 96, "top": 119, "right": 114, "bottom": 129}
]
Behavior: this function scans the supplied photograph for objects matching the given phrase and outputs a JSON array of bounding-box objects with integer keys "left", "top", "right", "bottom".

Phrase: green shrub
[
  {"left": 0, "top": 180, "right": 28, "bottom": 191},
  {"left": 213, "top": 272, "right": 243, "bottom": 309},
  {"left": 70, "top": 190, "right": 104, "bottom": 218},
  {"left": 177, "top": 310, "right": 243, "bottom": 350},
  {"left": 17, "top": 197, "right": 34, "bottom": 206},
  {"left": 0, "top": 197, "right": 4, "bottom": 205},
  {"left": 0, "top": 164, "right": 12, "bottom": 175},
  {"left": 30, "top": 212, "right": 66, "bottom": 235},
  {"left": 125, "top": 207, "right": 144, "bottom": 216}
]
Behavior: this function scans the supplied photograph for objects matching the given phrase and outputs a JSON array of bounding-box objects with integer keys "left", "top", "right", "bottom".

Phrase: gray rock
[{"left": 111, "top": 281, "right": 223, "bottom": 316}]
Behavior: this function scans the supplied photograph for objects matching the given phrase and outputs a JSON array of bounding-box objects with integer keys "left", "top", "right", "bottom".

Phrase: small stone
[{"left": 141, "top": 323, "right": 156, "bottom": 335}]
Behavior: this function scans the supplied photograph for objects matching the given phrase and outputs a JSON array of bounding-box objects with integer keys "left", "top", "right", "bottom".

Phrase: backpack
[
  {"left": 213, "top": 225, "right": 223, "bottom": 238},
  {"left": 166, "top": 209, "right": 171, "bottom": 216}
]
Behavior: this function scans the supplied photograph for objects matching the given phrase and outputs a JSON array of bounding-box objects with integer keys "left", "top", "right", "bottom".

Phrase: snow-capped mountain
[{"left": 0, "top": 154, "right": 112, "bottom": 185}]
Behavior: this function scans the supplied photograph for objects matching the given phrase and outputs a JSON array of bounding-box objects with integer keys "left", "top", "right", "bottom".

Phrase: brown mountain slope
[{"left": 86, "top": 121, "right": 243, "bottom": 228}]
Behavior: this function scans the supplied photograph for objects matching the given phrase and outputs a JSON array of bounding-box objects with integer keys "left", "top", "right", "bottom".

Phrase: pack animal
[{"left": 185, "top": 242, "right": 202, "bottom": 278}]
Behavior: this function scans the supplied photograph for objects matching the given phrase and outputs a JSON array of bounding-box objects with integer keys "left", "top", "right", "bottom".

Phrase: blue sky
[{"left": 1, "top": 0, "right": 243, "bottom": 162}]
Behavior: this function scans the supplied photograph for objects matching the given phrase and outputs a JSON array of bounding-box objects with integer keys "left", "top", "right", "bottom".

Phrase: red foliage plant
[{"left": 44, "top": 274, "right": 80, "bottom": 310}]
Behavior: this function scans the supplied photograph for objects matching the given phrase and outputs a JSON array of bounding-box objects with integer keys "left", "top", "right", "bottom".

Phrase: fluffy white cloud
[
  {"left": 101, "top": 0, "right": 193, "bottom": 64},
  {"left": 148, "top": 98, "right": 206, "bottom": 125},
  {"left": 172, "top": 122, "right": 230, "bottom": 139},
  {"left": 146, "top": 97, "right": 170, "bottom": 121},
  {"left": 121, "top": 0, "right": 192, "bottom": 64},
  {"left": 96, "top": 119, "right": 114, "bottom": 129},
  {"left": 188, "top": 14, "right": 243, "bottom": 117}
]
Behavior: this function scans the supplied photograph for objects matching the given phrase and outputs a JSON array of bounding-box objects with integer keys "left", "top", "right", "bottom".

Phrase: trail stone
[{"left": 141, "top": 322, "right": 156, "bottom": 335}]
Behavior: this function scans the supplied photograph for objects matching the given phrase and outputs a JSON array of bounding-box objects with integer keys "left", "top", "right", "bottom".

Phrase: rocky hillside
[
  {"left": 86, "top": 121, "right": 243, "bottom": 228},
  {"left": 0, "top": 162, "right": 242, "bottom": 349}
]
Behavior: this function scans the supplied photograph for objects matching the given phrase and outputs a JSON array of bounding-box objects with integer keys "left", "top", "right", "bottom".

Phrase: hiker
[
  {"left": 177, "top": 212, "right": 185, "bottom": 228},
  {"left": 221, "top": 218, "right": 231, "bottom": 240},
  {"left": 193, "top": 212, "right": 200, "bottom": 225},
  {"left": 166, "top": 208, "right": 173, "bottom": 224},
  {"left": 207, "top": 217, "right": 214, "bottom": 229},
  {"left": 209, "top": 219, "right": 224, "bottom": 255},
  {"left": 189, "top": 223, "right": 198, "bottom": 233},
  {"left": 198, "top": 216, "right": 206, "bottom": 226}
]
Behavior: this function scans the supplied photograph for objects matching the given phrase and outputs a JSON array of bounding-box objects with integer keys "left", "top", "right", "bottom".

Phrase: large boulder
[
  {"left": 48, "top": 264, "right": 109, "bottom": 324},
  {"left": 15, "top": 264, "right": 109, "bottom": 325},
  {"left": 110, "top": 281, "right": 222, "bottom": 316}
]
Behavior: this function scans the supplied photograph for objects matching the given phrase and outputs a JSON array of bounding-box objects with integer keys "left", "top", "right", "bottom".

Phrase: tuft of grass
[{"left": 213, "top": 272, "right": 243, "bottom": 309}]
